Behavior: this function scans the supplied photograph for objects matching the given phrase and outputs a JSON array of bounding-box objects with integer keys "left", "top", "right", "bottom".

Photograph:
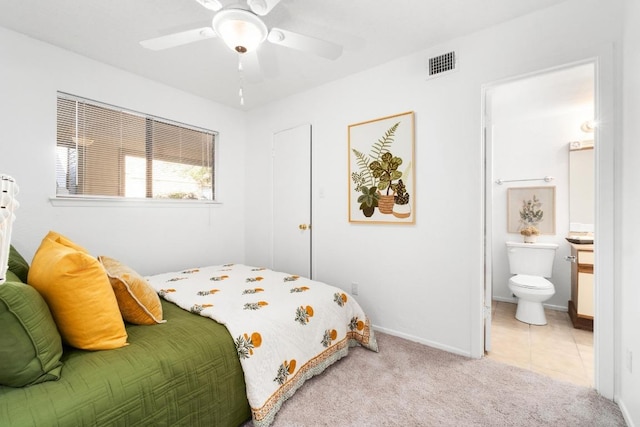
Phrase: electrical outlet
[
  {"left": 627, "top": 349, "right": 633, "bottom": 373},
  {"left": 351, "top": 282, "right": 359, "bottom": 296}
]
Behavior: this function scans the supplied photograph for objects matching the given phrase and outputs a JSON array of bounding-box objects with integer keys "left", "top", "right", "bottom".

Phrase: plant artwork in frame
[
  {"left": 348, "top": 111, "right": 415, "bottom": 224},
  {"left": 507, "top": 186, "right": 556, "bottom": 234}
]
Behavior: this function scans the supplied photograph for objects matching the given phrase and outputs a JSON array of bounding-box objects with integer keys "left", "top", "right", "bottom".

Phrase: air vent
[{"left": 427, "top": 51, "right": 457, "bottom": 79}]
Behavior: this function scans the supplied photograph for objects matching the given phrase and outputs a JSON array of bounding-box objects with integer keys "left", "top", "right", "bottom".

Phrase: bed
[
  {"left": 0, "top": 298, "right": 252, "bottom": 426},
  {"left": 146, "top": 263, "right": 378, "bottom": 426},
  {"left": 1, "top": 230, "right": 377, "bottom": 427}
]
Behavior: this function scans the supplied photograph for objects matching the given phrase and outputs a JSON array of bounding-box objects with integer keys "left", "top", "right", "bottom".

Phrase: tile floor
[{"left": 486, "top": 301, "right": 594, "bottom": 387}]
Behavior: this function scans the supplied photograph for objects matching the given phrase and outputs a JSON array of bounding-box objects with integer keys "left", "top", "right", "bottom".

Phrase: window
[{"left": 56, "top": 93, "right": 216, "bottom": 201}]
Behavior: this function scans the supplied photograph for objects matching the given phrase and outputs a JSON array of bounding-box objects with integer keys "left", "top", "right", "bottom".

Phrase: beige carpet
[{"left": 245, "top": 332, "right": 626, "bottom": 426}]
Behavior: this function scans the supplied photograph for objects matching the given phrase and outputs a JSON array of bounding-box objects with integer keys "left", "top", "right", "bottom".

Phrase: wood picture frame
[
  {"left": 348, "top": 111, "right": 415, "bottom": 224},
  {"left": 507, "top": 186, "right": 556, "bottom": 234}
]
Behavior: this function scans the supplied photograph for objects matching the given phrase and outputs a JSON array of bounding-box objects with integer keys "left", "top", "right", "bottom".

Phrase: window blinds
[{"left": 56, "top": 93, "right": 215, "bottom": 201}]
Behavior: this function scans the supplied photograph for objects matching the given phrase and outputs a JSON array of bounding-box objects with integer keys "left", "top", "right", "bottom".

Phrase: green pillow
[
  {"left": 4, "top": 270, "right": 21, "bottom": 283},
  {"left": 0, "top": 281, "right": 63, "bottom": 387},
  {"left": 8, "top": 245, "right": 30, "bottom": 283}
]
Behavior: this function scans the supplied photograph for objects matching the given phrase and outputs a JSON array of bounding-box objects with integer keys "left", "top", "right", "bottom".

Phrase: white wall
[
  {"left": 0, "top": 27, "right": 248, "bottom": 275},
  {"left": 245, "top": 0, "right": 622, "bottom": 359},
  {"left": 489, "top": 65, "right": 595, "bottom": 310},
  {"left": 619, "top": 0, "right": 640, "bottom": 423},
  {"left": 1, "top": 0, "right": 636, "bottom": 423}
]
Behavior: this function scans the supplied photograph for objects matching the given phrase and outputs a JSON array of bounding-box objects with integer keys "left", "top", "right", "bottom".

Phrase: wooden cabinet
[{"left": 568, "top": 243, "right": 594, "bottom": 330}]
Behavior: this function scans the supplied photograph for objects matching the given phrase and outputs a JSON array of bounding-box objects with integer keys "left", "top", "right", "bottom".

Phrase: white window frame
[{"left": 54, "top": 92, "right": 219, "bottom": 206}]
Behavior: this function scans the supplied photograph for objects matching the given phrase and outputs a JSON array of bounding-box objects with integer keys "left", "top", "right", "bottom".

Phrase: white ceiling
[{"left": 0, "top": 0, "right": 568, "bottom": 111}]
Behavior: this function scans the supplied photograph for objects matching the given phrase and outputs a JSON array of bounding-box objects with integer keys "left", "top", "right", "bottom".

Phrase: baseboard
[
  {"left": 492, "top": 295, "right": 517, "bottom": 304},
  {"left": 372, "top": 302, "right": 572, "bottom": 364},
  {"left": 543, "top": 303, "right": 568, "bottom": 312},
  {"left": 372, "top": 325, "right": 472, "bottom": 358},
  {"left": 617, "top": 398, "right": 635, "bottom": 427},
  {"left": 492, "top": 296, "right": 568, "bottom": 312}
]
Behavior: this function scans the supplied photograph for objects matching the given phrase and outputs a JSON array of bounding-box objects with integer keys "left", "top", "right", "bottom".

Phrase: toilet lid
[{"left": 510, "top": 275, "right": 554, "bottom": 290}]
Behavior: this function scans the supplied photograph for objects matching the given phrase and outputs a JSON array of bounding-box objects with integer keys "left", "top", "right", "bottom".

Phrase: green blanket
[{"left": 0, "top": 300, "right": 251, "bottom": 427}]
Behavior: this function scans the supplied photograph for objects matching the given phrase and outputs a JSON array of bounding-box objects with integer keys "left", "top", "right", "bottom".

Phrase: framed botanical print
[
  {"left": 348, "top": 111, "right": 415, "bottom": 224},
  {"left": 507, "top": 186, "right": 556, "bottom": 234}
]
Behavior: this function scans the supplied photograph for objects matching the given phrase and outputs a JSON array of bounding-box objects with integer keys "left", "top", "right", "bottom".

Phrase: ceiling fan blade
[
  {"left": 247, "top": 0, "right": 281, "bottom": 16},
  {"left": 267, "top": 28, "right": 343, "bottom": 60},
  {"left": 240, "top": 51, "right": 263, "bottom": 83},
  {"left": 140, "top": 27, "right": 216, "bottom": 51},
  {"left": 194, "top": 0, "right": 223, "bottom": 11}
]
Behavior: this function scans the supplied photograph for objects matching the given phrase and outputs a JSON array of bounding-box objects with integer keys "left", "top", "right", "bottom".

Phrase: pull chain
[{"left": 238, "top": 56, "right": 245, "bottom": 106}]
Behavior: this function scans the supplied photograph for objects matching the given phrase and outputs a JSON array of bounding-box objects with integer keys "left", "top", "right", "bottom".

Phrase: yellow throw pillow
[
  {"left": 44, "top": 230, "right": 90, "bottom": 253},
  {"left": 27, "top": 232, "right": 128, "bottom": 350},
  {"left": 98, "top": 256, "right": 165, "bottom": 325}
]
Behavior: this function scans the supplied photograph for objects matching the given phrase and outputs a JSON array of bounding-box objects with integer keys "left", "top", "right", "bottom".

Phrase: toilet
[{"left": 506, "top": 241, "right": 559, "bottom": 325}]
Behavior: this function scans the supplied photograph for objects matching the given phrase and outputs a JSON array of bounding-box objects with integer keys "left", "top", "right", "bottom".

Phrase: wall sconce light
[{"left": 580, "top": 119, "right": 596, "bottom": 133}]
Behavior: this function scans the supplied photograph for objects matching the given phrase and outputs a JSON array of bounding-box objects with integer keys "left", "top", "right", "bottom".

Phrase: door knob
[{"left": 298, "top": 224, "right": 310, "bottom": 230}]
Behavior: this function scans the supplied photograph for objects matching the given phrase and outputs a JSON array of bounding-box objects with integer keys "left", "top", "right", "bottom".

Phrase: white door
[
  {"left": 272, "top": 124, "right": 312, "bottom": 278},
  {"left": 483, "top": 121, "right": 493, "bottom": 353}
]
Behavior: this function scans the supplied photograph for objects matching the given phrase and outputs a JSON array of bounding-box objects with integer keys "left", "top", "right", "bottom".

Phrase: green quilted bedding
[{"left": 0, "top": 300, "right": 251, "bottom": 427}]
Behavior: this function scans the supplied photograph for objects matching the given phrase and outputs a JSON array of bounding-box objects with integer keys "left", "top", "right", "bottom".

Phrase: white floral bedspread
[{"left": 145, "top": 263, "right": 378, "bottom": 427}]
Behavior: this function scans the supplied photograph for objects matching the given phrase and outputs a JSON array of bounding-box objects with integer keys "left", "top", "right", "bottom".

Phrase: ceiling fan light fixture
[{"left": 212, "top": 9, "right": 267, "bottom": 54}]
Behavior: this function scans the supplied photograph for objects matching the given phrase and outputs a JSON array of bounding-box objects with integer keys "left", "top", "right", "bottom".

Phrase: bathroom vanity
[
  {"left": 567, "top": 141, "right": 594, "bottom": 331},
  {"left": 568, "top": 243, "right": 594, "bottom": 330}
]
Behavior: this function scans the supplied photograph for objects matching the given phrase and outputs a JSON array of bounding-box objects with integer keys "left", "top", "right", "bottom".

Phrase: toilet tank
[{"left": 506, "top": 241, "right": 559, "bottom": 277}]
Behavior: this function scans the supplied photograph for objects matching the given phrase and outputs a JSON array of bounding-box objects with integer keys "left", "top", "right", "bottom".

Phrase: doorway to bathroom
[{"left": 482, "top": 61, "right": 597, "bottom": 387}]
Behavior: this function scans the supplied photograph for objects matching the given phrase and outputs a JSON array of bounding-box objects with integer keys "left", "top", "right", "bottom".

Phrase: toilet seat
[{"left": 509, "top": 274, "right": 554, "bottom": 290}]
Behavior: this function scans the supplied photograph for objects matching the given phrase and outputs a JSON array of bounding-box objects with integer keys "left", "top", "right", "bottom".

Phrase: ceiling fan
[{"left": 140, "top": 0, "right": 343, "bottom": 60}]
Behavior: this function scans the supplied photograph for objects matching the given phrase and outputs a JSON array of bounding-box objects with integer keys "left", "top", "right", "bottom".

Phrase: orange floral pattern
[
  {"left": 244, "top": 301, "right": 269, "bottom": 310},
  {"left": 197, "top": 289, "right": 219, "bottom": 296},
  {"left": 273, "top": 359, "right": 297, "bottom": 385},
  {"left": 145, "top": 264, "right": 378, "bottom": 427},
  {"left": 294, "top": 305, "right": 314, "bottom": 325},
  {"left": 158, "top": 288, "right": 176, "bottom": 297},
  {"left": 349, "top": 316, "right": 365, "bottom": 331},
  {"left": 190, "top": 303, "right": 213, "bottom": 314},
  {"left": 333, "top": 292, "right": 348, "bottom": 306},
  {"left": 321, "top": 329, "right": 338, "bottom": 347},
  {"left": 236, "top": 332, "right": 262, "bottom": 359}
]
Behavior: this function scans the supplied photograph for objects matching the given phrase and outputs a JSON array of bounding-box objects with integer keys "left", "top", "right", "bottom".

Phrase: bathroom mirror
[{"left": 568, "top": 141, "right": 594, "bottom": 233}]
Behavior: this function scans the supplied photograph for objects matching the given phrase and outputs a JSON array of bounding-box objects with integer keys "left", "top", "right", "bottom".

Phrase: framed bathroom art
[
  {"left": 348, "top": 111, "right": 415, "bottom": 224},
  {"left": 507, "top": 186, "right": 556, "bottom": 234}
]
